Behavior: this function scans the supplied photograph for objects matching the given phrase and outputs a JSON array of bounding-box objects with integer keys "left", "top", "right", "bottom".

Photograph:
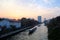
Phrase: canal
[{"left": 7, "top": 24, "right": 48, "bottom": 40}]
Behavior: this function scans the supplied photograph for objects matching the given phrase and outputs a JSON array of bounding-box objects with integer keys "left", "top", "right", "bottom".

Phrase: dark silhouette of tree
[
  {"left": 47, "top": 16, "right": 60, "bottom": 40},
  {"left": 1, "top": 26, "right": 9, "bottom": 34},
  {"left": 20, "top": 18, "right": 39, "bottom": 28},
  {"left": 0, "top": 17, "right": 39, "bottom": 35},
  {"left": 10, "top": 25, "right": 17, "bottom": 31},
  {"left": 0, "top": 18, "right": 4, "bottom": 21}
]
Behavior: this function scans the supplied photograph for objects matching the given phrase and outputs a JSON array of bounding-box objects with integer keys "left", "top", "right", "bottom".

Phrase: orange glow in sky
[{"left": 0, "top": 0, "right": 60, "bottom": 20}]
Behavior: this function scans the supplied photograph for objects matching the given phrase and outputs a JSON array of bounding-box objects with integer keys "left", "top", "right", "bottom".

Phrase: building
[
  {"left": 0, "top": 19, "right": 10, "bottom": 28},
  {"left": 44, "top": 18, "right": 51, "bottom": 26},
  {"left": 10, "top": 21, "right": 21, "bottom": 29},
  {"left": 0, "top": 19, "right": 21, "bottom": 30},
  {"left": 38, "top": 16, "right": 42, "bottom": 23}
]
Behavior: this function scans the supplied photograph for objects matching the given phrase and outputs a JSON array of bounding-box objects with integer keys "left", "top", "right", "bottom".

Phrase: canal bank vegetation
[
  {"left": 0, "top": 18, "right": 39, "bottom": 36},
  {"left": 21, "top": 18, "right": 39, "bottom": 28},
  {"left": 47, "top": 16, "right": 60, "bottom": 40}
]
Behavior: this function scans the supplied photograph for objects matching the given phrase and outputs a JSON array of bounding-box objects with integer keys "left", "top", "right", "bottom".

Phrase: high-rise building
[
  {"left": 44, "top": 18, "right": 46, "bottom": 21},
  {"left": 38, "top": 16, "right": 42, "bottom": 23}
]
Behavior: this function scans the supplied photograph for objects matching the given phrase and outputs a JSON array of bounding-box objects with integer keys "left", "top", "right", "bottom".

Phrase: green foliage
[
  {"left": 47, "top": 16, "right": 60, "bottom": 40},
  {"left": 1, "top": 26, "right": 11, "bottom": 35},
  {"left": 0, "top": 17, "right": 39, "bottom": 35},
  {"left": 10, "top": 25, "right": 17, "bottom": 31},
  {"left": 20, "top": 18, "right": 39, "bottom": 28}
]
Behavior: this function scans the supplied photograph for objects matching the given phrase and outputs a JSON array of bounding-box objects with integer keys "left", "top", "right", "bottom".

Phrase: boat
[
  {"left": 28, "top": 27, "right": 37, "bottom": 35},
  {"left": 38, "top": 24, "right": 40, "bottom": 27}
]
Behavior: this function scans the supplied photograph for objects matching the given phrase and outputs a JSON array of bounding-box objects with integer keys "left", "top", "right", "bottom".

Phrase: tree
[
  {"left": 47, "top": 16, "right": 60, "bottom": 40},
  {"left": 10, "top": 25, "right": 16, "bottom": 31},
  {"left": 20, "top": 18, "right": 39, "bottom": 28}
]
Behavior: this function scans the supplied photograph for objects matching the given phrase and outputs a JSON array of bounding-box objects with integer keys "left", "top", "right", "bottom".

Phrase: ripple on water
[{"left": 8, "top": 24, "right": 48, "bottom": 40}]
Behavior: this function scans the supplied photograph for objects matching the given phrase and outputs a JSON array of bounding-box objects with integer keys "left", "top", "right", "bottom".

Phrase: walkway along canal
[{"left": 0, "top": 26, "right": 35, "bottom": 39}]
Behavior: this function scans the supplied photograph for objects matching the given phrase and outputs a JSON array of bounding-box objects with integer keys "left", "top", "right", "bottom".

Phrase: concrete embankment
[{"left": 0, "top": 27, "right": 34, "bottom": 39}]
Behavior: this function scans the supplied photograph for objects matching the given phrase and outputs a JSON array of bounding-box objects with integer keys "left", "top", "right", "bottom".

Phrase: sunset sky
[{"left": 0, "top": 0, "right": 60, "bottom": 20}]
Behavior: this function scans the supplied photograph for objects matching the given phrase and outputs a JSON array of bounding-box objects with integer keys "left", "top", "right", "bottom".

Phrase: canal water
[{"left": 8, "top": 24, "right": 48, "bottom": 40}]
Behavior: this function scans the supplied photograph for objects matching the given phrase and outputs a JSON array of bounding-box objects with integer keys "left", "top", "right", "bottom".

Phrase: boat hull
[{"left": 28, "top": 27, "right": 37, "bottom": 35}]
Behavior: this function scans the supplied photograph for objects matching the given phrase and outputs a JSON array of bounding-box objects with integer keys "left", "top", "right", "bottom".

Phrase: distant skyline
[{"left": 0, "top": 0, "right": 60, "bottom": 20}]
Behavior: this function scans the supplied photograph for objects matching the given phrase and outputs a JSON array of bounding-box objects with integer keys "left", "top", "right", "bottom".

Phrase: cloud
[
  {"left": 43, "top": 0, "right": 53, "bottom": 3},
  {"left": 43, "top": 0, "right": 49, "bottom": 3},
  {"left": 0, "top": 0, "right": 60, "bottom": 19}
]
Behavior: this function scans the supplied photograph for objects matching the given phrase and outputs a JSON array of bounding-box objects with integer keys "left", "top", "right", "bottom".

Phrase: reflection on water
[{"left": 8, "top": 24, "right": 48, "bottom": 40}]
